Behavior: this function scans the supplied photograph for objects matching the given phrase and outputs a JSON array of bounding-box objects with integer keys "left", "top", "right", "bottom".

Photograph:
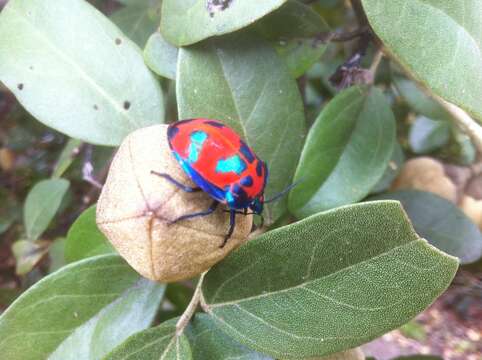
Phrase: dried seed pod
[
  {"left": 96, "top": 125, "right": 252, "bottom": 282},
  {"left": 392, "top": 157, "right": 457, "bottom": 203}
]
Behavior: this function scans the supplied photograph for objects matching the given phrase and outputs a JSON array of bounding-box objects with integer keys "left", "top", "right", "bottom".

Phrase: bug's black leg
[
  {"left": 170, "top": 200, "right": 219, "bottom": 224},
  {"left": 150, "top": 171, "right": 201, "bottom": 193},
  {"left": 223, "top": 209, "right": 255, "bottom": 215},
  {"left": 220, "top": 210, "right": 236, "bottom": 248}
]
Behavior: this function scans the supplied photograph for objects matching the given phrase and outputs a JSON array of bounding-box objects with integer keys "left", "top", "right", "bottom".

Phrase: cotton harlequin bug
[{"left": 151, "top": 118, "right": 268, "bottom": 248}]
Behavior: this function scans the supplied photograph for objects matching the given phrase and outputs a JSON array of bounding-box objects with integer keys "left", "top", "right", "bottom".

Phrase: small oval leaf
[
  {"left": 289, "top": 86, "right": 395, "bottom": 218},
  {"left": 144, "top": 31, "right": 179, "bottom": 80},
  {"left": 24, "top": 178, "right": 70, "bottom": 241},
  {"left": 65, "top": 205, "right": 115, "bottom": 263}
]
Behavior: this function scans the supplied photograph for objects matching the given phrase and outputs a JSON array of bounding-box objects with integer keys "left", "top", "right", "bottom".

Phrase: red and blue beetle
[{"left": 152, "top": 118, "right": 268, "bottom": 247}]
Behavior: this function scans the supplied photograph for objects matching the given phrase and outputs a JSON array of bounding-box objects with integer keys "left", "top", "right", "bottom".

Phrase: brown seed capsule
[
  {"left": 96, "top": 125, "right": 252, "bottom": 282},
  {"left": 391, "top": 157, "right": 457, "bottom": 203}
]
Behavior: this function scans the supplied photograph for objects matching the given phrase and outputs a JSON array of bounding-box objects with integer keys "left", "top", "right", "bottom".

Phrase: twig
[
  {"left": 369, "top": 48, "right": 384, "bottom": 75},
  {"left": 176, "top": 272, "right": 207, "bottom": 336},
  {"left": 433, "top": 96, "right": 482, "bottom": 154}
]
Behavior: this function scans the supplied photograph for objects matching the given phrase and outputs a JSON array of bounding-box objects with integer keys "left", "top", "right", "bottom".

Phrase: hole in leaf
[
  {"left": 17, "top": 83, "right": 24, "bottom": 90},
  {"left": 123, "top": 101, "right": 131, "bottom": 110},
  {"left": 93, "top": 104, "right": 99, "bottom": 110},
  {"left": 115, "top": 38, "right": 122, "bottom": 45}
]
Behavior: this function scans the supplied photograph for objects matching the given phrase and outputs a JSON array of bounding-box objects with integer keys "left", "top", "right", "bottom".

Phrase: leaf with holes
[
  {"left": 0, "top": 0, "right": 164, "bottom": 146},
  {"left": 186, "top": 314, "right": 273, "bottom": 360},
  {"left": 362, "top": 0, "right": 482, "bottom": 123},
  {"left": 201, "top": 201, "right": 458, "bottom": 359},
  {"left": 65, "top": 205, "right": 115, "bottom": 264},
  {"left": 104, "top": 318, "right": 192, "bottom": 360},
  {"left": 177, "top": 32, "right": 305, "bottom": 224},
  {"left": 0, "top": 255, "right": 165, "bottom": 360},
  {"left": 161, "top": 0, "right": 288, "bottom": 46},
  {"left": 24, "top": 178, "right": 70, "bottom": 241},
  {"left": 289, "top": 86, "right": 395, "bottom": 218}
]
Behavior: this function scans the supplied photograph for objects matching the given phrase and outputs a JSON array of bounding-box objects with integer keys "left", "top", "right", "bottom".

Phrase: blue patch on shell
[
  {"left": 215, "top": 155, "right": 246, "bottom": 175},
  {"left": 187, "top": 130, "right": 207, "bottom": 163}
]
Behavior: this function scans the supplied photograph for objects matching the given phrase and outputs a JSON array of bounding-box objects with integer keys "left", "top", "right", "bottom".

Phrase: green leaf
[
  {"left": 0, "top": 255, "right": 165, "bottom": 360},
  {"left": 177, "top": 32, "right": 305, "bottom": 223},
  {"left": 24, "top": 178, "right": 70, "bottom": 241},
  {"left": 104, "top": 318, "right": 192, "bottom": 360},
  {"left": 255, "top": 0, "right": 330, "bottom": 78},
  {"left": 65, "top": 205, "right": 114, "bottom": 263},
  {"left": 48, "top": 237, "right": 66, "bottom": 273},
  {"left": 0, "top": 0, "right": 164, "bottom": 146},
  {"left": 111, "top": 2, "right": 160, "bottom": 48},
  {"left": 12, "top": 239, "right": 49, "bottom": 275},
  {"left": 201, "top": 201, "right": 458, "bottom": 359},
  {"left": 362, "top": 0, "right": 482, "bottom": 123},
  {"left": 51, "top": 139, "right": 83, "bottom": 179},
  {"left": 289, "top": 86, "right": 395, "bottom": 218},
  {"left": 370, "top": 190, "right": 482, "bottom": 264},
  {"left": 186, "top": 314, "right": 273, "bottom": 360},
  {"left": 165, "top": 283, "right": 195, "bottom": 312},
  {"left": 371, "top": 142, "right": 404, "bottom": 194},
  {"left": 161, "top": 0, "right": 288, "bottom": 46},
  {"left": 408, "top": 116, "right": 450, "bottom": 154},
  {"left": 144, "top": 31, "right": 179, "bottom": 80},
  {"left": 393, "top": 78, "right": 448, "bottom": 120}
]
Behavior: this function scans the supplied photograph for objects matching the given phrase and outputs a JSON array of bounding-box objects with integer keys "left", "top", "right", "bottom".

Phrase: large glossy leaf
[
  {"left": 255, "top": 0, "right": 330, "bottom": 78},
  {"left": 104, "top": 318, "right": 192, "bottom": 360},
  {"left": 289, "top": 86, "right": 395, "bottom": 218},
  {"left": 362, "top": 0, "right": 482, "bottom": 123},
  {"left": 110, "top": 2, "right": 160, "bottom": 47},
  {"left": 65, "top": 205, "right": 114, "bottom": 263},
  {"left": 0, "top": 0, "right": 164, "bottom": 146},
  {"left": 177, "top": 32, "right": 305, "bottom": 223},
  {"left": 201, "top": 201, "right": 458, "bottom": 359},
  {"left": 371, "top": 190, "right": 482, "bottom": 264},
  {"left": 186, "top": 314, "right": 272, "bottom": 360},
  {"left": 0, "top": 255, "right": 165, "bottom": 360},
  {"left": 161, "top": 0, "right": 288, "bottom": 46},
  {"left": 24, "top": 178, "right": 70, "bottom": 241},
  {"left": 144, "top": 31, "right": 179, "bottom": 80}
]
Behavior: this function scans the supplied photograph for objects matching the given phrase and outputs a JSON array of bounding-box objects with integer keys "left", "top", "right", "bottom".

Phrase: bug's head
[{"left": 249, "top": 195, "right": 264, "bottom": 215}]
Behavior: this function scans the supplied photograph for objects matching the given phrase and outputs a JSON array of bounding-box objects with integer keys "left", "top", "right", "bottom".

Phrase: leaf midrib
[{"left": 204, "top": 237, "right": 422, "bottom": 308}]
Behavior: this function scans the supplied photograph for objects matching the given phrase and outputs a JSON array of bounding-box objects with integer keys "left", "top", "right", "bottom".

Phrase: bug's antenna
[{"left": 264, "top": 179, "right": 303, "bottom": 204}]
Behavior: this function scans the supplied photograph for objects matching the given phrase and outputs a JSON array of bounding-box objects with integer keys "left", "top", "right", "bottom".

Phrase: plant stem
[
  {"left": 433, "top": 96, "right": 482, "bottom": 154},
  {"left": 369, "top": 48, "right": 384, "bottom": 79},
  {"left": 175, "top": 271, "right": 207, "bottom": 336}
]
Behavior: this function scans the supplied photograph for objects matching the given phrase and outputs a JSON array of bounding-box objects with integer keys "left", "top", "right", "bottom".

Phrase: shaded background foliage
[{"left": 0, "top": 0, "right": 481, "bottom": 359}]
